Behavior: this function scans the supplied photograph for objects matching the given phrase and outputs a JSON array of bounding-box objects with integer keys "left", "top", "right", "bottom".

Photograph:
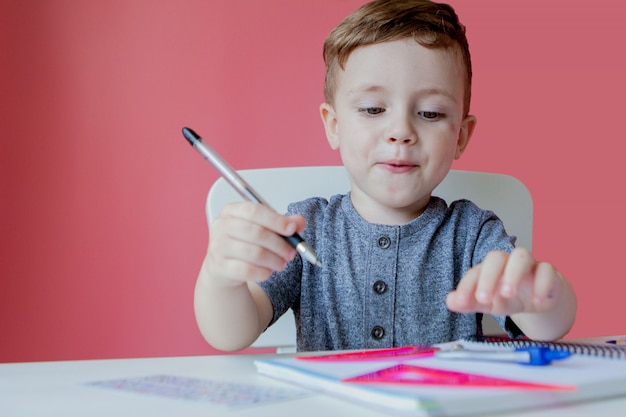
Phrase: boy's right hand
[{"left": 204, "top": 201, "right": 306, "bottom": 286}]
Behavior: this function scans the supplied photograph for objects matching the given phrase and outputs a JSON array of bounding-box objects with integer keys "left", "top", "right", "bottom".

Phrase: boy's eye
[
  {"left": 359, "top": 107, "right": 385, "bottom": 115},
  {"left": 418, "top": 111, "right": 442, "bottom": 119}
]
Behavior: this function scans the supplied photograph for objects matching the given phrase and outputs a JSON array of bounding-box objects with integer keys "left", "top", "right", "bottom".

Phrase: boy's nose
[
  {"left": 387, "top": 135, "right": 417, "bottom": 144},
  {"left": 385, "top": 115, "right": 417, "bottom": 145}
]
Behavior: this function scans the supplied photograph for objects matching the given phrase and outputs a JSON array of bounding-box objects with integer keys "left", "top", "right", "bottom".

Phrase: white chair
[{"left": 206, "top": 166, "right": 533, "bottom": 352}]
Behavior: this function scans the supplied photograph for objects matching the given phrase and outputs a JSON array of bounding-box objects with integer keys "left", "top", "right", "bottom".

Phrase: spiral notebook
[
  {"left": 463, "top": 335, "right": 626, "bottom": 359},
  {"left": 256, "top": 338, "right": 626, "bottom": 416}
]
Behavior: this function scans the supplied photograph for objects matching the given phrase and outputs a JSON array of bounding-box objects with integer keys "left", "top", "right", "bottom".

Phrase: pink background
[{"left": 2, "top": 0, "right": 625, "bottom": 362}]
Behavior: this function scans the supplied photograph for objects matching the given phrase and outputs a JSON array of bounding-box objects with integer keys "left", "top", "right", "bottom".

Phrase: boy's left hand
[{"left": 446, "top": 247, "right": 563, "bottom": 316}]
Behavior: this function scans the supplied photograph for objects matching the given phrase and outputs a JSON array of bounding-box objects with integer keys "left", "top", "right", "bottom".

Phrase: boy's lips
[{"left": 378, "top": 159, "right": 419, "bottom": 173}]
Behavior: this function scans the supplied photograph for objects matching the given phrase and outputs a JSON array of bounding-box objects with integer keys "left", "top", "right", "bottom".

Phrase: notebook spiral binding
[{"left": 463, "top": 335, "right": 626, "bottom": 360}]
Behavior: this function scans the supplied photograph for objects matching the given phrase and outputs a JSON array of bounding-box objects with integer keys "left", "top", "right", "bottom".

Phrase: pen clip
[{"left": 515, "top": 346, "right": 571, "bottom": 366}]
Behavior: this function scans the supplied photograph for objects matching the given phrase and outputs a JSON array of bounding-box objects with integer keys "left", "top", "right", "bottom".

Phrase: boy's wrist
[{"left": 200, "top": 253, "right": 247, "bottom": 290}]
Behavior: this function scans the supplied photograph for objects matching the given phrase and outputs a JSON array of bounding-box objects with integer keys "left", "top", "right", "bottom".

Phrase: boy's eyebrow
[
  {"left": 346, "top": 84, "right": 388, "bottom": 97},
  {"left": 347, "top": 85, "right": 460, "bottom": 103},
  {"left": 416, "top": 87, "right": 460, "bottom": 103}
]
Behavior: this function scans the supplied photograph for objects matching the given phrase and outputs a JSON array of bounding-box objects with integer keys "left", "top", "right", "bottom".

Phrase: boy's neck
[{"left": 349, "top": 192, "right": 431, "bottom": 225}]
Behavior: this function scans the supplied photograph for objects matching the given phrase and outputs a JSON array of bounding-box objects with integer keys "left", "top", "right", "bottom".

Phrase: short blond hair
[{"left": 323, "top": 0, "right": 472, "bottom": 116}]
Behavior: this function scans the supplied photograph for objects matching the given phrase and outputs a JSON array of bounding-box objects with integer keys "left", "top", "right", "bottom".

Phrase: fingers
[
  {"left": 499, "top": 248, "right": 561, "bottom": 311},
  {"left": 217, "top": 201, "right": 305, "bottom": 238},
  {"left": 499, "top": 247, "right": 535, "bottom": 298},
  {"left": 207, "top": 202, "right": 306, "bottom": 284},
  {"left": 530, "top": 262, "right": 561, "bottom": 310},
  {"left": 447, "top": 247, "right": 563, "bottom": 316},
  {"left": 445, "top": 264, "right": 482, "bottom": 312},
  {"left": 474, "top": 250, "right": 509, "bottom": 304},
  {"left": 447, "top": 251, "right": 512, "bottom": 314}
]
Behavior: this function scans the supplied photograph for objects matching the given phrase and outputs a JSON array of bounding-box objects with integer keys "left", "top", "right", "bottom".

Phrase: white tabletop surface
[{"left": 2, "top": 339, "right": 626, "bottom": 417}]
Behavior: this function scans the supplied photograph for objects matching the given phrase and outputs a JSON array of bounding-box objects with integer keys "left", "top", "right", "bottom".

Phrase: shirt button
[
  {"left": 373, "top": 280, "right": 387, "bottom": 294},
  {"left": 371, "top": 326, "right": 385, "bottom": 340},
  {"left": 377, "top": 236, "right": 391, "bottom": 249}
]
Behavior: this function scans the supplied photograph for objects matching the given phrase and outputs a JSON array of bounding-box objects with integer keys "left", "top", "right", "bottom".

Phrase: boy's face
[{"left": 320, "top": 39, "right": 476, "bottom": 225}]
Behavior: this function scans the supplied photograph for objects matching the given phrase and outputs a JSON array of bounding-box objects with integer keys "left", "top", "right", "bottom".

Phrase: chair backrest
[{"left": 206, "top": 166, "right": 533, "bottom": 351}]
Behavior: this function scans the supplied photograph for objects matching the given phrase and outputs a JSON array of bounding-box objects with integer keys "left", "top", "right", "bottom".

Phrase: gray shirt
[{"left": 260, "top": 193, "right": 522, "bottom": 351}]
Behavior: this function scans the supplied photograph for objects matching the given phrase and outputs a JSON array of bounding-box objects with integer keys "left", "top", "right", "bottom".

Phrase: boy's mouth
[{"left": 379, "top": 159, "right": 419, "bottom": 172}]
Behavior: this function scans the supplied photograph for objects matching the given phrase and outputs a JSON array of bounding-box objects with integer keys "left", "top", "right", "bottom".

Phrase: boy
[{"left": 194, "top": 0, "right": 577, "bottom": 352}]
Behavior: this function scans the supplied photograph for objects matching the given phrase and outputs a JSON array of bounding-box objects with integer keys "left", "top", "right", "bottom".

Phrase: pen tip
[{"left": 182, "top": 127, "right": 200, "bottom": 145}]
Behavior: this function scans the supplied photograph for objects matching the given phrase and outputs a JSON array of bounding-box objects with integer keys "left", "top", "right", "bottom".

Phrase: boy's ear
[
  {"left": 320, "top": 102, "right": 339, "bottom": 150},
  {"left": 455, "top": 114, "right": 477, "bottom": 159}
]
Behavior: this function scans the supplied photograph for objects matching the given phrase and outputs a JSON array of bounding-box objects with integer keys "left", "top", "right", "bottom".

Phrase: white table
[{"left": 2, "top": 342, "right": 626, "bottom": 417}]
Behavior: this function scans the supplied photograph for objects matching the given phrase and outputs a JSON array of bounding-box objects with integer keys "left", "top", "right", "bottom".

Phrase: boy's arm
[
  {"left": 194, "top": 257, "right": 273, "bottom": 351},
  {"left": 193, "top": 201, "right": 303, "bottom": 351},
  {"left": 446, "top": 247, "right": 577, "bottom": 340}
]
